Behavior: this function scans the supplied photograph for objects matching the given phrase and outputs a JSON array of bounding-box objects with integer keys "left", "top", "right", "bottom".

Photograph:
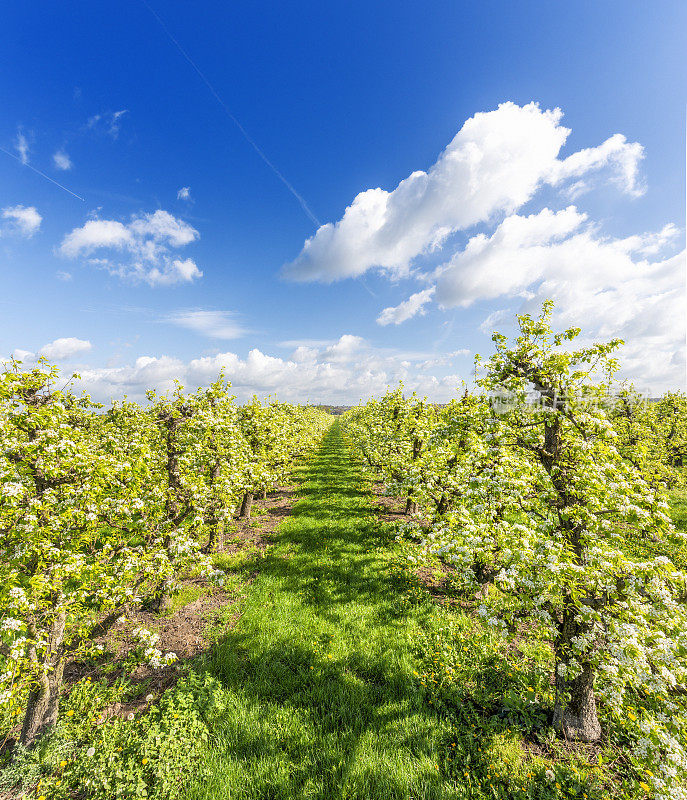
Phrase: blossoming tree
[
  {"left": 343, "top": 303, "right": 687, "bottom": 796},
  {"left": 0, "top": 362, "right": 152, "bottom": 743}
]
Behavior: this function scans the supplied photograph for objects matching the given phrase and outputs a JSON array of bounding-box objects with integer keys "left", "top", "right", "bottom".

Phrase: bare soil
[{"left": 42, "top": 486, "right": 298, "bottom": 732}]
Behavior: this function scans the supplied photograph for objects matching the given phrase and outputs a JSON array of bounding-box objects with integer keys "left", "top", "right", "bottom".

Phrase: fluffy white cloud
[
  {"left": 431, "top": 207, "right": 684, "bottom": 389},
  {"left": 177, "top": 186, "right": 191, "bottom": 201},
  {"left": 39, "top": 337, "right": 92, "bottom": 360},
  {"left": 142, "top": 258, "right": 202, "bottom": 287},
  {"left": 59, "top": 210, "right": 202, "bottom": 287},
  {"left": 434, "top": 206, "right": 587, "bottom": 307},
  {"left": 61, "top": 219, "right": 133, "bottom": 256},
  {"left": 322, "top": 334, "right": 365, "bottom": 362},
  {"left": 377, "top": 287, "right": 436, "bottom": 325},
  {"left": 166, "top": 309, "right": 246, "bottom": 339},
  {"left": 53, "top": 150, "right": 73, "bottom": 170},
  {"left": 12, "top": 349, "right": 35, "bottom": 362},
  {"left": 283, "top": 102, "right": 643, "bottom": 283},
  {"left": 68, "top": 335, "right": 470, "bottom": 404},
  {"left": 291, "top": 345, "right": 319, "bottom": 363},
  {"left": 1, "top": 205, "right": 42, "bottom": 237},
  {"left": 550, "top": 133, "right": 644, "bottom": 197}
]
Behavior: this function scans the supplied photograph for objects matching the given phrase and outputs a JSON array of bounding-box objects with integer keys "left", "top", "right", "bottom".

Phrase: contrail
[
  {"left": 0, "top": 145, "right": 85, "bottom": 202},
  {"left": 140, "top": 0, "right": 321, "bottom": 228}
]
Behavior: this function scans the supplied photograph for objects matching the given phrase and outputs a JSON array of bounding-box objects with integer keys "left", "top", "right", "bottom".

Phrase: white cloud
[
  {"left": 53, "top": 150, "right": 73, "bottom": 170},
  {"left": 142, "top": 259, "right": 202, "bottom": 287},
  {"left": 61, "top": 219, "right": 133, "bottom": 256},
  {"left": 291, "top": 345, "right": 319, "bottom": 363},
  {"left": 431, "top": 207, "right": 684, "bottom": 389},
  {"left": 479, "top": 308, "right": 511, "bottom": 334},
  {"left": 66, "top": 334, "right": 469, "bottom": 404},
  {"left": 283, "top": 102, "right": 643, "bottom": 283},
  {"left": 39, "top": 337, "right": 92, "bottom": 360},
  {"left": 1, "top": 205, "right": 42, "bottom": 238},
  {"left": 166, "top": 309, "right": 246, "bottom": 339},
  {"left": 177, "top": 186, "right": 191, "bottom": 201},
  {"left": 87, "top": 110, "right": 128, "bottom": 138},
  {"left": 377, "top": 287, "right": 436, "bottom": 326},
  {"left": 618, "top": 223, "right": 679, "bottom": 256},
  {"left": 323, "top": 334, "right": 365, "bottom": 362},
  {"left": 418, "top": 349, "right": 470, "bottom": 369},
  {"left": 15, "top": 131, "right": 29, "bottom": 164},
  {"left": 56, "top": 270, "right": 73, "bottom": 281},
  {"left": 434, "top": 206, "right": 587, "bottom": 308},
  {"left": 550, "top": 133, "right": 644, "bottom": 197},
  {"left": 128, "top": 212, "right": 197, "bottom": 247},
  {"left": 11, "top": 349, "right": 35, "bottom": 362},
  {"left": 59, "top": 210, "right": 202, "bottom": 287}
]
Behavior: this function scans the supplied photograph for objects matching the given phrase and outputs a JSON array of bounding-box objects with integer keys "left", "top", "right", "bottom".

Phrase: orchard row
[
  {"left": 0, "top": 362, "right": 330, "bottom": 745},
  {"left": 342, "top": 302, "right": 687, "bottom": 800}
]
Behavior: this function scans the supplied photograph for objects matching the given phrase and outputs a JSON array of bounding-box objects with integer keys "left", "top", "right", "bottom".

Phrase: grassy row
[{"left": 185, "top": 421, "right": 453, "bottom": 798}]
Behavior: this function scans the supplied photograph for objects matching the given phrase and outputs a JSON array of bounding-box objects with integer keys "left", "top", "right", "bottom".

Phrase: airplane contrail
[
  {"left": 0, "top": 145, "right": 85, "bottom": 202},
  {"left": 140, "top": 0, "right": 321, "bottom": 228}
]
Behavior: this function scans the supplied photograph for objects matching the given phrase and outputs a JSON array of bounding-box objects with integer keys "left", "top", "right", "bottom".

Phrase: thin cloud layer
[
  {"left": 15, "top": 131, "right": 29, "bottom": 165},
  {"left": 87, "top": 110, "right": 128, "bottom": 139},
  {"left": 167, "top": 309, "right": 247, "bottom": 339},
  {"left": 377, "top": 287, "right": 436, "bottom": 326},
  {"left": 283, "top": 102, "right": 643, "bottom": 283},
  {"left": 59, "top": 210, "right": 202, "bottom": 287}
]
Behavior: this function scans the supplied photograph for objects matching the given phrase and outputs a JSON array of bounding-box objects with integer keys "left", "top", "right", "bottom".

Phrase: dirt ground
[{"left": 60, "top": 485, "right": 300, "bottom": 724}]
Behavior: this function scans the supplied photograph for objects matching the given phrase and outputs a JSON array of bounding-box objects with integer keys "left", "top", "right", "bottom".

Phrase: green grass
[
  {"left": 161, "top": 583, "right": 211, "bottom": 616},
  {"left": 186, "top": 422, "right": 457, "bottom": 799}
]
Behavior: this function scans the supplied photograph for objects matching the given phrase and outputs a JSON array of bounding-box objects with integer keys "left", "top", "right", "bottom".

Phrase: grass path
[{"left": 189, "top": 421, "right": 458, "bottom": 800}]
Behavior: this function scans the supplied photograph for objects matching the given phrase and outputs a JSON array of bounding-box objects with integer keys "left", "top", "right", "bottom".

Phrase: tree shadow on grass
[
  {"left": 191, "top": 426, "right": 472, "bottom": 799},
  {"left": 202, "top": 635, "right": 453, "bottom": 800}
]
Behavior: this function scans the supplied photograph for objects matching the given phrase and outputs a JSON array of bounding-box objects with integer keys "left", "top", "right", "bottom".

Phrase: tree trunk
[
  {"left": 20, "top": 611, "right": 66, "bottom": 745},
  {"left": 553, "top": 603, "right": 601, "bottom": 742},
  {"left": 202, "top": 519, "right": 223, "bottom": 553},
  {"left": 20, "top": 660, "right": 64, "bottom": 745},
  {"left": 259, "top": 487, "right": 267, "bottom": 500},
  {"left": 553, "top": 661, "right": 601, "bottom": 742},
  {"left": 239, "top": 491, "right": 253, "bottom": 518},
  {"left": 154, "top": 592, "right": 172, "bottom": 614},
  {"left": 202, "top": 528, "right": 217, "bottom": 553},
  {"left": 405, "top": 497, "right": 418, "bottom": 515}
]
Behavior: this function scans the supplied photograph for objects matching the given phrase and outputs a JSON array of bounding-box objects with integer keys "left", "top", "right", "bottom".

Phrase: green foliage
[
  {"left": 1, "top": 671, "right": 227, "bottom": 799},
  {"left": 343, "top": 302, "right": 687, "bottom": 798}
]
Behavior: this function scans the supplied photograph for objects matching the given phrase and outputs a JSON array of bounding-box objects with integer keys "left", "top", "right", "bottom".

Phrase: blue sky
[{"left": 1, "top": 0, "right": 685, "bottom": 402}]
